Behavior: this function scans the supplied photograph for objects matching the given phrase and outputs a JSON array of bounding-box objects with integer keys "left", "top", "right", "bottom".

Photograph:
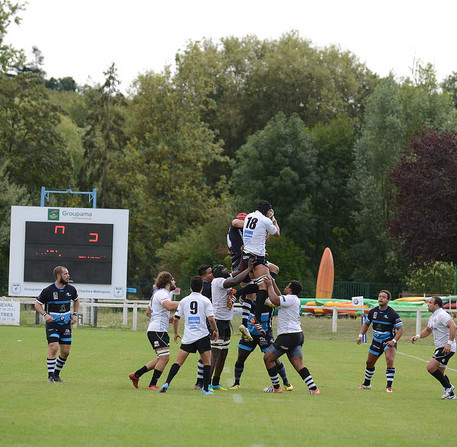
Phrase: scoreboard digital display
[
  {"left": 9, "top": 206, "right": 129, "bottom": 299},
  {"left": 24, "top": 222, "right": 114, "bottom": 284}
]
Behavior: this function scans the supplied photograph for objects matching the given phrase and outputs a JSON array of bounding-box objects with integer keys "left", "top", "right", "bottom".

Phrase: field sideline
[{"left": 0, "top": 317, "right": 455, "bottom": 447}]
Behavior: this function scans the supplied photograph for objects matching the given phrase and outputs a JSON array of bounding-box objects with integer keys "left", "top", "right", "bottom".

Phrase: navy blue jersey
[
  {"left": 227, "top": 225, "right": 243, "bottom": 256},
  {"left": 36, "top": 283, "right": 78, "bottom": 325},
  {"left": 366, "top": 306, "right": 403, "bottom": 342},
  {"left": 202, "top": 280, "right": 212, "bottom": 300}
]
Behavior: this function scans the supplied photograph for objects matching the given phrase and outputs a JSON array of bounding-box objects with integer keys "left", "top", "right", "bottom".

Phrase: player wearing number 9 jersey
[{"left": 158, "top": 277, "right": 218, "bottom": 394}]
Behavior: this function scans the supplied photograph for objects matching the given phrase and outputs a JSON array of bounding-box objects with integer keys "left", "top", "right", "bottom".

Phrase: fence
[
  {"left": 333, "top": 281, "right": 405, "bottom": 300},
  {"left": 2, "top": 297, "right": 455, "bottom": 335}
]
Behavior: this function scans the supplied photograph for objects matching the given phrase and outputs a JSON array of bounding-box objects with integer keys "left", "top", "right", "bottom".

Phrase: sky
[{"left": 6, "top": 0, "right": 457, "bottom": 92}]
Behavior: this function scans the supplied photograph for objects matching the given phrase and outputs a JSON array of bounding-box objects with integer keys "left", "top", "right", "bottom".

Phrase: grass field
[{"left": 1, "top": 314, "right": 455, "bottom": 447}]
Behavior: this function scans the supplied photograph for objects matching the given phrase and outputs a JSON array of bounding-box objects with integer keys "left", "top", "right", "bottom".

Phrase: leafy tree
[
  {"left": 233, "top": 112, "right": 319, "bottom": 266},
  {"left": 156, "top": 203, "right": 236, "bottom": 279},
  {"left": 80, "top": 63, "right": 128, "bottom": 208},
  {"left": 0, "top": 1, "right": 25, "bottom": 73},
  {"left": 174, "top": 31, "right": 378, "bottom": 166},
  {"left": 119, "top": 70, "right": 227, "bottom": 278},
  {"left": 0, "top": 73, "right": 72, "bottom": 197},
  {"left": 310, "top": 116, "right": 358, "bottom": 278},
  {"left": 389, "top": 128, "right": 457, "bottom": 266},
  {"left": 45, "top": 76, "right": 77, "bottom": 92},
  {"left": 0, "top": 161, "right": 30, "bottom": 283},
  {"left": 441, "top": 71, "right": 457, "bottom": 109},
  {"left": 348, "top": 75, "right": 405, "bottom": 282},
  {"left": 405, "top": 262, "right": 455, "bottom": 295}
]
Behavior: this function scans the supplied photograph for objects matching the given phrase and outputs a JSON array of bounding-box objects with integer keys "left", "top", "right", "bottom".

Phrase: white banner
[{"left": 0, "top": 301, "right": 20, "bottom": 325}]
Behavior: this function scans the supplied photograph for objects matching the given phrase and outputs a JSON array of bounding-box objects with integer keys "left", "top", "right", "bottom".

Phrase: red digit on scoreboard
[
  {"left": 89, "top": 233, "right": 99, "bottom": 242},
  {"left": 54, "top": 225, "right": 65, "bottom": 234}
]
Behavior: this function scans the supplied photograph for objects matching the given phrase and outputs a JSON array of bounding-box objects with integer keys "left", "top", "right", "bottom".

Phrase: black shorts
[
  {"left": 216, "top": 320, "right": 232, "bottom": 339},
  {"left": 147, "top": 331, "right": 170, "bottom": 350},
  {"left": 46, "top": 322, "right": 72, "bottom": 345},
  {"left": 368, "top": 339, "right": 396, "bottom": 356},
  {"left": 238, "top": 330, "right": 274, "bottom": 353},
  {"left": 433, "top": 347, "right": 455, "bottom": 366},
  {"left": 181, "top": 335, "right": 212, "bottom": 354},
  {"left": 272, "top": 332, "right": 304, "bottom": 353},
  {"left": 242, "top": 252, "right": 268, "bottom": 268}
]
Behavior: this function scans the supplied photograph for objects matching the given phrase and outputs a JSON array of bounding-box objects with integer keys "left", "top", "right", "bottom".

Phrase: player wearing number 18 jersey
[
  {"left": 242, "top": 201, "right": 280, "bottom": 330},
  {"left": 158, "top": 277, "right": 219, "bottom": 394}
]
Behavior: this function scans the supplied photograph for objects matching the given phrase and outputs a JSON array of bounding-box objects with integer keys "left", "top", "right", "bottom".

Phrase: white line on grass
[{"left": 397, "top": 351, "right": 457, "bottom": 373}]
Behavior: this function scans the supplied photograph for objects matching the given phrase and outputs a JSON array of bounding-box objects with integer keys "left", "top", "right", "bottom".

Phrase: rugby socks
[
  {"left": 53, "top": 356, "right": 66, "bottom": 376},
  {"left": 386, "top": 368, "right": 395, "bottom": 387},
  {"left": 203, "top": 365, "right": 211, "bottom": 392},
  {"left": 164, "top": 363, "right": 180, "bottom": 386},
  {"left": 195, "top": 359, "right": 204, "bottom": 387},
  {"left": 270, "top": 272, "right": 277, "bottom": 280},
  {"left": 212, "top": 376, "right": 220, "bottom": 387},
  {"left": 234, "top": 361, "right": 244, "bottom": 385},
  {"left": 149, "top": 369, "right": 163, "bottom": 387},
  {"left": 254, "top": 290, "right": 269, "bottom": 321},
  {"left": 134, "top": 365, "right": 148, "bottom": 378},
  {"left": 363, "top": 367, "right": 375, "bottom": 386},
  {"left": 241, "top": 301, "right": 252, "bottom": 327},
  {"left": 276, "top": 361, "right": 291, "bottom": 386},
  {"left": 431, "top": 369, "right": 451, "bottom": 388},
  {"left": 299, "top": 367, "right": 317, "bottom": 391},
  {"left": 267, "top": 367, "right": 281, "bottom": 389},
  {"left": 47, "top": 358, "right": 56, "bottom": 378}
]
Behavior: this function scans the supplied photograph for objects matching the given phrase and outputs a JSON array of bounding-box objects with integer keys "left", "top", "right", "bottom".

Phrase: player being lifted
[
  {"left": 227, "top": 211, "right": 279, "bottom": 341},
  {"left": 242, "top": 201, "right": 280, "bottom": 333}
]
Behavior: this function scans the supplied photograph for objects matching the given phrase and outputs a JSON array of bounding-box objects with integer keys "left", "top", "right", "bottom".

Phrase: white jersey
[
  {"left": 242, "top": 210, "right": 277, "bottom": 256},
  {"left": 147, "top": 288, "right": 173, "bottom": 332},
  {"left": 211, "top": 276, "right": 233, "bottom": 320},
  {"left": 276, "top": 294, "right": 302, "bottom": 335},
  {"left": 427, "top": 307, "right": 456, "bottom": 352},
  {"left": 175, "top": 292, "right": 214, "bottom": 344}
]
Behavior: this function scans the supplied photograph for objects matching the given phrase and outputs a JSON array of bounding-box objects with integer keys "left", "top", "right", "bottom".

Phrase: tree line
[{"left": 2, "top": 2, "right": 457, "bottom": 295}]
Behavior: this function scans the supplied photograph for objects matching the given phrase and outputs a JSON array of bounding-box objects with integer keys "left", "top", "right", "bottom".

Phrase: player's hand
[
  {"left": 44, "top": 314, "right": 54, "bottom": 323},
  {"left": 247, "top": 258, "right": 254, "bottom": 270},
  {"left": 410, "top": 336, "right": 418, "bottom": 343},
  {"left": 356, "top": 336, "right": 362, "bottom": 345},
  {"left": 443, "top": 343, "right": 451, "bottom": 354},
  {"left": 174, "top": 333, "right": 181, "bottom": 343},
  {"left": 70, "top": 314, "right": 77, "bottom": 325},
  {"left": 212, "top": 329, "right": 219, "bottom": 342},
  {"left": 264, "top": 276, "right": 272, "bottom": 286}
]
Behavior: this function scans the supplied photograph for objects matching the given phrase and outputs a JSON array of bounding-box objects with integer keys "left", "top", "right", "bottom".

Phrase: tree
[
  {"left": 0, "top": 1, "right": 25, "bottom": 73},
  {"left": 348, "top": 75, "right": 405, "bottom": 282},
  {"left": 119, "top": 70, "right": 227, "bottom": 278},
  {"left": 405, "top": 262, "right": 455, "bottom": 295},
  {"left": 389, "top": 128, "right": 457, "bottom": 266},
  {"left": 0, "top": 161, "right": 30, "bottom": 285},
  {"left": 174, "top": 31, "right": 378, "bottom": 166},
  {"left": 0, "top": 73, "right": 72, "bottom": 197},
  {"left": 310, "top": 116, "right": 358, "bottom": 278},
  {"left": 80, "top": 63, "right": 128, "bottom": 208},
  {"left": 233, "top": 112, "right": 319, "bottom": 268}
]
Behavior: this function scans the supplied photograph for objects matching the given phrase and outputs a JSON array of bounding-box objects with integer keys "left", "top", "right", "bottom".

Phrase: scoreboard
[{"left": 9, "top": 206, "right": 129, "bottom": 299}]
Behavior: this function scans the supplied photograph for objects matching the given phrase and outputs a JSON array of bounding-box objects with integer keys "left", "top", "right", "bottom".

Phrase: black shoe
[
  {"left": 47, "top": 377, "right": 54, "bottom": 383},
  {"left": 53, "top": 375, "right": 64, "bottom": 382}
]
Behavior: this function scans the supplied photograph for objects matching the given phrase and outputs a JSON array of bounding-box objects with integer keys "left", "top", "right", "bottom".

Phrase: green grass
[{"left": 0, "top": 315, "right": 455, "bottom": 447}]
